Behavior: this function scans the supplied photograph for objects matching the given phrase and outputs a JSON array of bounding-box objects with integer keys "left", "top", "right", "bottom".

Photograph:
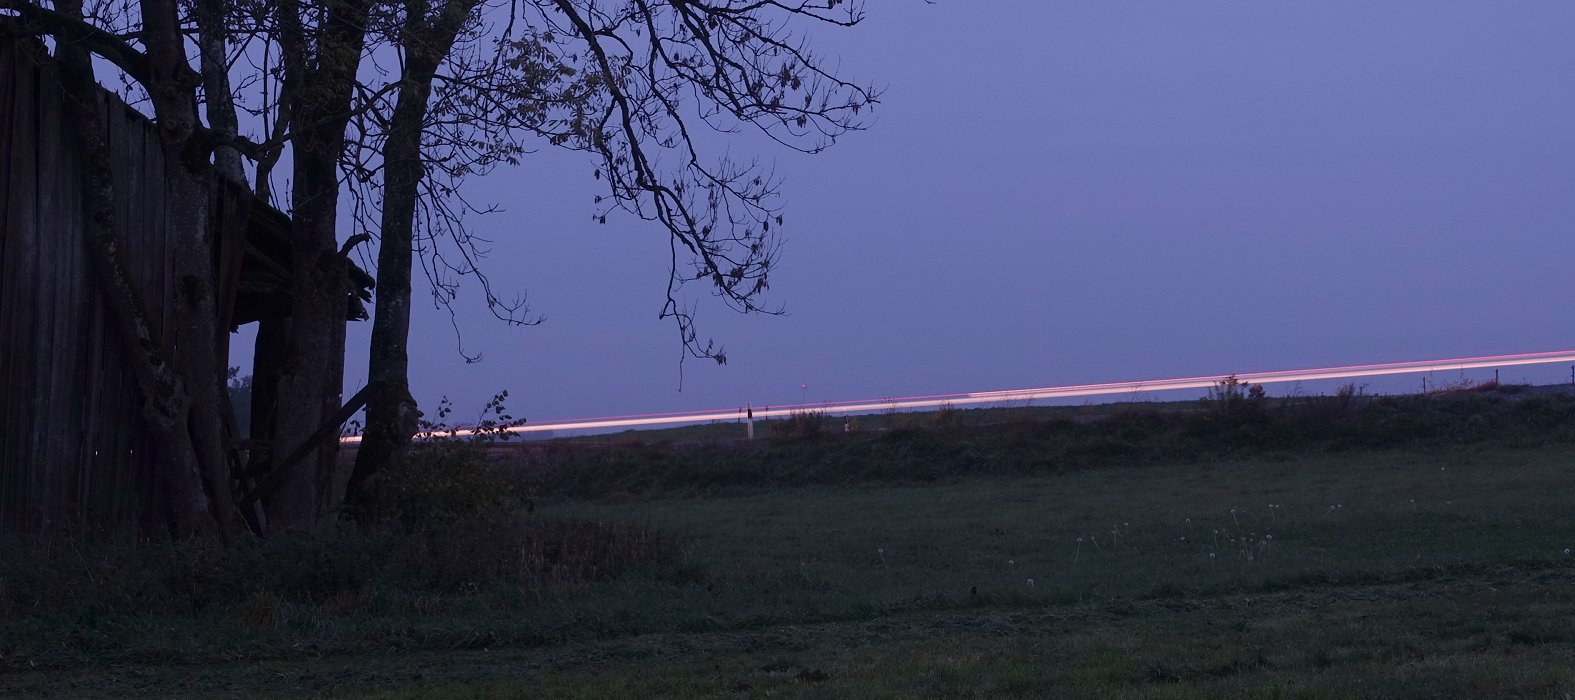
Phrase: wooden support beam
[{"left": 239, "top": 384, "right": 369, "bottom": 509}]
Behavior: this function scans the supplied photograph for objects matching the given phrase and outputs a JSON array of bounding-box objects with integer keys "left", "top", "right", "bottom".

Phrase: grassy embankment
[{"left": 4, "top": 387, "right": 1575, "bottom": 697}]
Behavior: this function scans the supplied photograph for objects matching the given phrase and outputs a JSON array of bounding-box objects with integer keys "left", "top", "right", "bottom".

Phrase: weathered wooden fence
[{"left": 2, "top": 38, "right": 191, "bottom": 533}]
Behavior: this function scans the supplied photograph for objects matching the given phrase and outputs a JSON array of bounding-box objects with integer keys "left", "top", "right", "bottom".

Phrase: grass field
[{"left": 5, "top": 391, "right": 1575, "bottom": 697}]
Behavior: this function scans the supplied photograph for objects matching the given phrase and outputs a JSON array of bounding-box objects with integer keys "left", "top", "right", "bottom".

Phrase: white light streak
[{"left": 339, "top": 349, "right": 1575, "bottom": 442}]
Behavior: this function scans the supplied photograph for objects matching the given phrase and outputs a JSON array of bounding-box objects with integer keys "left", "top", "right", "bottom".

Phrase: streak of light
[{"left": 338, "top": 349, "right": 1575, "bottom": 443}]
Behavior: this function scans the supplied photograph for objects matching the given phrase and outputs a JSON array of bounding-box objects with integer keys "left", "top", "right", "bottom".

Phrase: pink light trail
[{"left": 339, "top": 349, "right": 1575, "bottom": 442}]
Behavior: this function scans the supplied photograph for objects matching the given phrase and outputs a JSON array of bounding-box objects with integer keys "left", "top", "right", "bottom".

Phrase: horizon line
[{"left": 338, "top": 349, "right": 1575, "bottom": 442}]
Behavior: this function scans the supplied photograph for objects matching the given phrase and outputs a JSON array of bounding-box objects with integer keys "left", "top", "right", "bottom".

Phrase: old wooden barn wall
[{"left": 0, "top": 38, "right": 184, "bottom": 533}]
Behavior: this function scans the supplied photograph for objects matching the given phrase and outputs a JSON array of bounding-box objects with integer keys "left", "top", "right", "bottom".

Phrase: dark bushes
[
  {"left": 1, "top": 436, "right": 691, "bottom": 625},
  {"left": 504, "top": 389, "right": 1575, "bottom": 500},
  {"left": 372, "top": 441, "right": 516, "bottom": 530},
  {"left": 772, "top": 410, "right": 826, "bottom": 438}
]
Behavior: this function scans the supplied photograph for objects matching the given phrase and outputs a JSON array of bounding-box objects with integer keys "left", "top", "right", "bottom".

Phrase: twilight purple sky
[{"left": 236, "top": 1, "right": 1575, "bottom": 423}]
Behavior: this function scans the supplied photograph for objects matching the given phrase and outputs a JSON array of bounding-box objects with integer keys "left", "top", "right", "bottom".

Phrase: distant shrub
[
  {"left": 930, "top": 401, "right": 961, "bottom": 428},
  {"left": 773, "top": 410, "right": 825, "bottom": 438},
  {"left": 1202, "top": 375, "right": 1264, "bottom": 416},
  {"left": 226, "top": 367, "right": 252, "bottom": 437}
]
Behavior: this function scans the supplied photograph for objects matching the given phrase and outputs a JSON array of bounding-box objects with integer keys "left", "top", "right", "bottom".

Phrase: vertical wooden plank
[
  {"left": 136, "top": 421, "right": 163, "bottom": 534},
  {"left": 138, "top": 102, "right": 167, "bottom": 531},
  {"left": 79, "top": 92, "right": 112, "bottom": 531},
  {"left": 34, "top": 51, "right": 59, "bottom": 528},
  {"left": 84, "top": 92, "right": 116, "bottom": 529},
  {"left": 140, "top": 119, "right": 166, "bottom": 345},
  {"left": 114, "top": 98, "right": 149, "bottom": 529},
  {"left": 0, "top": 40, "right": 15, "bottom": 526},
  {"left": 32, "top": 51, "right": 70, "bottom": 530},
  {"left": 80, "top": 250, "right": 107, "bottom": 530},
  {"left": 2, "top": 43, "right": 41, "bottom": 530},
  {"left": 139, "top": 107, "right": 170, "bottom": 528},
  {"left": 89, "top": 94, "right": 123, "bottom": 529},
  {"left": 0, "top": 40, "right": 22, "bottom": 529},
  {"left": 0, "top": 39, "right": 14, "bottom": 261},
  {"left": 54, "top": 67, "right": 88, "bottom": 528}
]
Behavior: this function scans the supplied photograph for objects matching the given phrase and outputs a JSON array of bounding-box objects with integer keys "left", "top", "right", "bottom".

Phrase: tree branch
[{"left": 0, "top": 0, "right": 175, "bottom": 89}]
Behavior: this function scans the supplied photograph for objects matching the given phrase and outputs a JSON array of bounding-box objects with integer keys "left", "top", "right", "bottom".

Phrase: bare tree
[
  {"left": 347, "top": 0, "right": 486, "bottom": 509},
  {"left": 345, "top": 0, "right": 878, "bottom": 507},
  {"left": 259, "top": 0, "right": 376, "bottom": 530}
]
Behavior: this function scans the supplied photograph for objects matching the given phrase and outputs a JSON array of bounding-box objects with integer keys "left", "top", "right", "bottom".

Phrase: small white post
[{"left": 746, "top": 403, "right": 755, "bottom": 440}]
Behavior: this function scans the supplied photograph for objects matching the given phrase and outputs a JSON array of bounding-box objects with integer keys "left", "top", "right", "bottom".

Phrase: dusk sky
[{"left": 235, "top": 1, "right": 1575, "bottom": 425}]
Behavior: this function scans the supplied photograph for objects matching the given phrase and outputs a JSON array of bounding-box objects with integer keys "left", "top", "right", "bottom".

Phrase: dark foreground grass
[
  {"left": 0, "top": 516, "right": 694, "bottom": 672},
  {"left": 8, "top": 561, "right": 1575, "bottom": 697},
  {"left": 4, "top": 393, "right": 1575, "bottom": 697},
  {"left": 380, "top": 571, "right": 1575, "bottom": 699}
]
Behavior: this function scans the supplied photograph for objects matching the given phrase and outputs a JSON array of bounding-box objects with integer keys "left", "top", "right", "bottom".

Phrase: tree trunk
[
  {"left": 54, "top": 0, "right": 217, "bottom": 537},
  {"left": 196, "top": 0, "right": 251, "bottom": 364},
  {"left": 141, "top": 0, "right": 235, "bottom": 539},
  {"left": 346, "top": 56, "right": 437, "bottom": 514},
  {"left": 347, "top": 0, "right": 482, "bottom": 515},
  {"left": 267, "top": 154, "right": 349, "bottom": 529},
  {"left": 265, "top": 0, "right": 372, "bottom": 530},
  {"left": 167, "top": 170, "right": 235, "bottom": 538},
  {"left": 195, "top": 0, "right": 243, "bottom": 185}
]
